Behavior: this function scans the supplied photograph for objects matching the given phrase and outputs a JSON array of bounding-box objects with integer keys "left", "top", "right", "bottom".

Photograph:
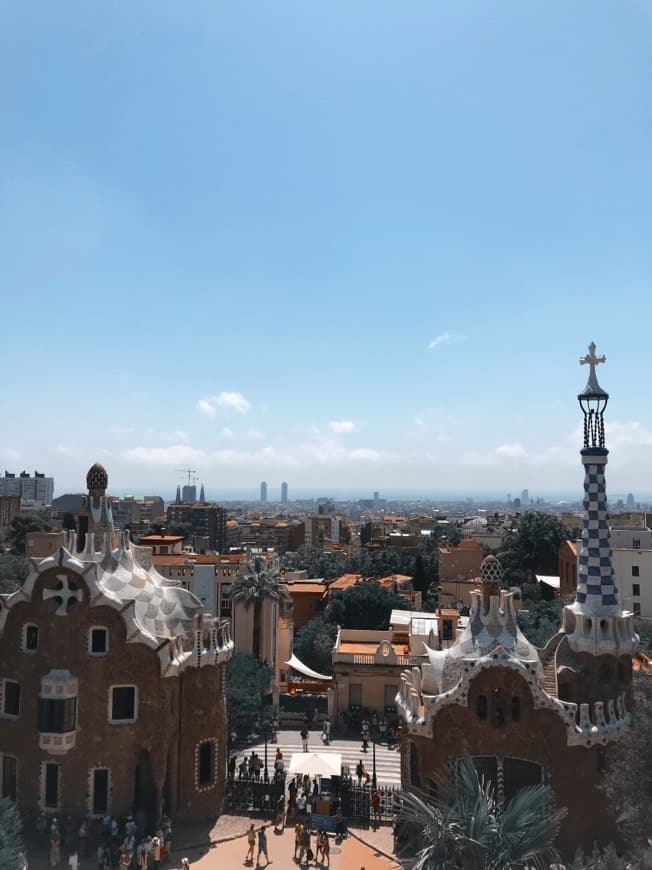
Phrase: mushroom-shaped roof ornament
[{"left": 86, "top": 462, "right": 108, "bottom": 493}]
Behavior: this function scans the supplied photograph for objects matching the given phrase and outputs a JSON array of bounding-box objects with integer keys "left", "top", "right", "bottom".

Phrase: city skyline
[{"left": 2, "top": 3, "right": 652, "bottom": 492}]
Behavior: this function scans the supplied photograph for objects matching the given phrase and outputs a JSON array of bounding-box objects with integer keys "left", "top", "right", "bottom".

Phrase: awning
[
  {"left": 289, "top": 752, "right": 342, "bottom": 777},
  {"left": 536, "top": 575, "right": 560, "bottom": 589},
  {"left": 285, "top": 654, "right": 332, "bottom": 682}
]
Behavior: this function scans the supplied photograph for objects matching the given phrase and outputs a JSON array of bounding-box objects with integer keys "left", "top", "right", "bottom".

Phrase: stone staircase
[{"left": 540, "top": 633, "right": 564, "bottom": 697}]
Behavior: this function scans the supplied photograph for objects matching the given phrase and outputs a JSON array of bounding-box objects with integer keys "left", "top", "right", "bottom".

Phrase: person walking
[
  {"left": 361, "top": 728, "right": 369, "bottom": 753},
  {"left": 275, "top": 796, "right": 285, "bottom": 831},
  {"left": 67, "top": 850, "right": 79, "bottom": 870},
  {"left": 371, "top": 790, "right": 382, "bottom": 829},
  {"left": 150, "top": 835, "right": 162, "bottom": 870},
  {"left": 245, "top": 823, "right": 256, "bottom": 865},
  {"left": 293, "top": 822, "right": 304, "bottom": 861},
  {"left": 298, "top": 827, "right": 311, "bottom": 864},
  {"left": 50, "top": 830, "right": 61, "bottom": 868},
  {"left": 335, "top": 807, "right": 346, "bottom": 839},
  {"left": 317, "top": 830, "right": 330, "bottom": 866},
  {"left": 256, "top": 826, "right": 270, "bottom": 868},
  {"left": 355, "top": 759, "right": 365, "bottom": 786},
  {"left": 300, "top": 727, "right": 309, "bottom": 752}
]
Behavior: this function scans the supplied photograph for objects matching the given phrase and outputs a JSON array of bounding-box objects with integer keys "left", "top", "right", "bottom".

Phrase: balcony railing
[{"left": 334, "top": 652, "right": 423, "bottom": 667}]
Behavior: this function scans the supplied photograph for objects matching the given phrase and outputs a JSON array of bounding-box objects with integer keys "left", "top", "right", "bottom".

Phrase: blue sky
[{"left": 2, "top": 2, "right": 652, "bottom": 497}]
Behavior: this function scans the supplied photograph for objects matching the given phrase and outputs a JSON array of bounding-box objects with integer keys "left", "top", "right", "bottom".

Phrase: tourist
[
  {"left": 228, "top": 755, "right": 236, "bottom": 779},
  {"left": 256, "top": 825, "right": 270, "bottom": 867},
  {"left": 361, "top": 728, "right": 369, "bottom": 753},
  {"left": 293, "top": 822, "right": 304, "bottom": 860},
  {"left": 244, "top": 823, "right": 256, "bottom": 864},
  {"left": 300, "top": 727, "right": 309, "bottom": 752},
  {"left": 181, "top": 860, "right": 190, "bottom": 869},
  {"left": 321, "top": 718, "right": 330, "bottom": 745},
  {"left": 67, "top": 850, "right": 78, "bottom": 870},
  {"left": 78, "top": 820, "right": 88, "bottom": 857},
  {"left": 318, "top": 830, "right": 330, "bottom": 866},
  {"left": 239, "top": 757, "right": 249, "bottom": 779},
  {"left": 356, "top": 759, "right": 365, "bottom": 786},
  {"left": 50, "top": 829, "right": 61, "bottom": 868},
  {"left": 275, "top": 796, "right": 285, "bottom": 831},
  {"left": 151, "top": 835, "right": 162, "bottom": 870},
  {"left": 371, "top": 790, "right": 382, "bottom": 828},
  {"left": 96, "top": 843, "right": 105, "bottom": 870},
  {"left": 298, "top": 826, "right": 311, "bottom": 864},
  {"left": 335, "top": 807, "right": 346, "bottom": 838}
]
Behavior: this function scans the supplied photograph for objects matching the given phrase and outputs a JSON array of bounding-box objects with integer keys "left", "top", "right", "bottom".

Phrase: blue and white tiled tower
[
  {"left": 575, "top": 343, "right": 618, "bottom": 614},
  {"left": 563, "top": 343, "right": 638, "bottom": 655}
]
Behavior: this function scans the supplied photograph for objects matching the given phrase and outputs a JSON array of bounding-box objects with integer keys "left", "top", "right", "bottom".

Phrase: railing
[{"left": 334, "top": 653, "right": 422, "bottom": 667}]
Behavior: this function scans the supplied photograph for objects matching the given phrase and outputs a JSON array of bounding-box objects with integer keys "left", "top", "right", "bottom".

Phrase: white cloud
[
  {"left": 197, "top": 399, "right": 216, "bottom": 418},
  {"left": 55, "top": 445, "right": 84, "bottom": 457},
  {"left": 247, "top": 428, "right": 266, "bottom": 440},
  {"left": 413, "top": 416, "right": 426, "bottom": 428},
  {"left": 123, "top": 444, "right": 206, "bottom": 465},
  {"left": 328, "top": 420, "right": 356, "bottom": 435},
  {"left": 427, "top": 332, "right": 466, "bottom": 351},
  {"left": 0, "top": 447, "right": 22, "bottom": 462},
  {"left": 216, "top": 391, "right": 251, "bottom": 414},
  {"left": 495, "top": 443, "right": 528, "bottom": 460},
  {"left": 222, "top": 427, "right": 233, "bottom": 439}
]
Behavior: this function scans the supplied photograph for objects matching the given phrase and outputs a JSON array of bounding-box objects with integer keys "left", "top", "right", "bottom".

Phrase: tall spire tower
[{"left": 563, "top": 343, "right": 637, "bottom": 655}]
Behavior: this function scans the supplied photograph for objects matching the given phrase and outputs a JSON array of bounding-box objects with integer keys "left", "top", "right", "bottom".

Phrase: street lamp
[{"left": 371, "top": 714, "right": 379, "bottom": 789}]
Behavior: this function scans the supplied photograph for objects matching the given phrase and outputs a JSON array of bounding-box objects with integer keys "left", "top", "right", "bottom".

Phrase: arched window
[
  {"left": 476, "top": 695, "right": 487, "bottom": 720},
  {"left": 599, "top": 663, "right": 611, "bottom": 683}
]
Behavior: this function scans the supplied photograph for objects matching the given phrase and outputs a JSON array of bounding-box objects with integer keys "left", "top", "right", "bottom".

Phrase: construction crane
[{"left": 176, "top": 468, "right": 198, "bottom": 486}]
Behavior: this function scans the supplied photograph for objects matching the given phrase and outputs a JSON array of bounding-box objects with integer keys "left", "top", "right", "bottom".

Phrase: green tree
[
  {"left": 293, "top": 616, "right": 338, "bottom": 675},
  {"left": 634, "top": 618, "right": 652, "bottom": 654},
  {"left": 412, "top": 552, "right": 429, "bottom": 594},
  {"left": 230, "top": 557, "right": 291, "bottom": 658},
  {"left": 325, "top": 582, "right": 410, "bottom": 630},
  {"left": 167, "top": 522, "right": 192, "bottom": 539},
  {"left": 0, "top": 555, "right": 29, "bottom": 595},
  {"left": 499, "top": 512, "right": 569, "bottom": 585},
  {"left": 601, "top": 675, "right": 652, "bottom": 852},
  {"left": 226, "top": 652, "right": 274, "bottom": 736},
  {"left": 401, "top": 755, "right": 566, "bottom": 870},
  {"left": 0, "top": 797, "right": 24, "bottom": 869},
  {"left": 516, "top": 598, "right": 563, "bottom": 648},
  {"left": 8, "top": 510, "right": 54, "bottom": 556}
]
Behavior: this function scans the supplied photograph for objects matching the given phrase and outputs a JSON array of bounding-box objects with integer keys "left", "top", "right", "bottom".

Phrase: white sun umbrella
[{"left": 288, "top": 752, "right": 342, "bottom": 778}]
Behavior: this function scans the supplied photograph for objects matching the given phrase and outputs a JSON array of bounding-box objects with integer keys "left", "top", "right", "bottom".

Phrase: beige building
[
  {"left": 331, "top": 608, "right": 468, "bottom": 722},
  {"left": 439, "top": 539, "right": 484, "bottom": 581}
]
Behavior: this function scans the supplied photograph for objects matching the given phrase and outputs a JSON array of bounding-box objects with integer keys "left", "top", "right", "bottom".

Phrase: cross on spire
[{"left": 579, "top": 342, "right": 608, "bottom": 399}]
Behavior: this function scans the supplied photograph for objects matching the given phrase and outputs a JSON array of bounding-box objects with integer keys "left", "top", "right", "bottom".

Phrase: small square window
[
  {"left": 110, "top": 686, "right": 136, "bottom": 723},
  {"left": 24, "top": 624, "right": 39, "bottom": 652},
  {"left": 90, "top": 628, "right": 108, "bottom": 655},
  {"left": 2, "top": 681, "right": 20, "bottom": 717},
  {"left": 632, "top": 566, "right": 640, "bottom": 577},
  {"left": 633, "top": 602, "right": 641, "bottom": 616},
  {"left": 633, "top": 583, "right": 641, "bottom": 597},
  {"left": 633, "top": 539, "right": 641, "bottom": 550}
]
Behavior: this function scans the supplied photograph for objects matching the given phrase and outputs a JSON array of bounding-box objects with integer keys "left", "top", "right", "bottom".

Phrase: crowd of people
[{"left": 42, "top": 813, "right": 190, "bottom": 869}]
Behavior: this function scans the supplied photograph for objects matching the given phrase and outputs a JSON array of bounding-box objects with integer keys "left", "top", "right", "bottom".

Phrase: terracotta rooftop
[
  {"left": 139, "top": 535, "right": 185, "bottom": 544},
  {"left": 284, "top": 582, "right": 328, "bottom": 595}
]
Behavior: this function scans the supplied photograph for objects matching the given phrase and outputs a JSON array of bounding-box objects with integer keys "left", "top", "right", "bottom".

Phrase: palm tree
[
  {"left": 400, "top": 755, "right": 566, "bottom": 870},
  {"left": 230, "top": 556, "right": 291, "bottom": 658}
]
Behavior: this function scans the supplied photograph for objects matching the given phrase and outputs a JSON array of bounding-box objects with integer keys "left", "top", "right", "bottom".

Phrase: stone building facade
[
  {"left": 0, "top": 464, "right": 233, "bottom": 828},
  {"left": 396, "top": 345, "right": 638, "bottom": 854}
]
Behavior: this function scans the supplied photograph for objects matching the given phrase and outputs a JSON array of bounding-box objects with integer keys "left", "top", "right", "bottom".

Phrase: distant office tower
[
  {"left": 182, "top": 484, "right": 197, "bottom": 503},
  {"left": 200, "top": 483, "right": 206, "bottom": 503},
  {"left": 260, "top": 481, "right": 267, "bottom": 503},
  {"left": 281, "top": 481, "right": 288, "bottom": 504},
  {"left": 507, "top": 493, "right": 512, "bottom": 504},
  {"left": 0, "top": 470, "right": 54, "bottom": 508},
  {"left": 175, "top": 485, "right": 181, "bottom": 504},
  {"left": 373, "top": 491, "right": 380, "bottom": 503},
  {"left": 520, "top": 489, "right": 529, "bottom": 506},
  {"left": 626, "top": 493, "right": 635, "bottom": 508}
]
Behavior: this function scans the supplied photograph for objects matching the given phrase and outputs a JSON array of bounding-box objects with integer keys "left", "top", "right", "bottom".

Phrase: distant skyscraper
[
  {"left": 200, "top": 483, "right": 205, "bottom": 503},
  {"left": 260, "top": 481, "right": 267, "bottom": 503},
  {"left": 373, "top": 491, "right": 380, "bottom": 503},
  {"left": 176, "top": 485, "right": 181, "bottom": 504},
  {"left": 520, "top": 489, "right": 529, "bottom": 506},
  {"left": 626, "top": 492, "right": 635, "bottom": 508},
  {"left": 182, "top": 484, "right": 197, "bottom": 503},
  {"left": 281, "top": 481, "right": 288, "bottom": 504}
]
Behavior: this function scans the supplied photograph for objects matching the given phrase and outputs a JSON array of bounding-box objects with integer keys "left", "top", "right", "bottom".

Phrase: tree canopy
[
  {"left": 400, "top": 754, "right": 565, "bottom": 870},
  {"left": 601, "top": 675, "right": 652, "bottom": 854},
  {"left": 0, "top": 556, "right": 29, "bottom": 596},
  {"left": 293, "top": 616, "right": 339, "bottom": 676},
  {"left": 516, "top": 597, "right": 563, "bottom": 648},
  {"left": 325, "top": 582, "right": 410, "bottom": 630},
  {"left": 0, "top": 797, "right": 24, "bottom": 869},
  {"left": 226, "top": 652, "right": 274, "bottom": 736},
  {"left": 8, "top": 510, "right": 54, "bottom": 556},
  {"left": 499, "top": 512, "right": 569, "bottom": 585}
]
